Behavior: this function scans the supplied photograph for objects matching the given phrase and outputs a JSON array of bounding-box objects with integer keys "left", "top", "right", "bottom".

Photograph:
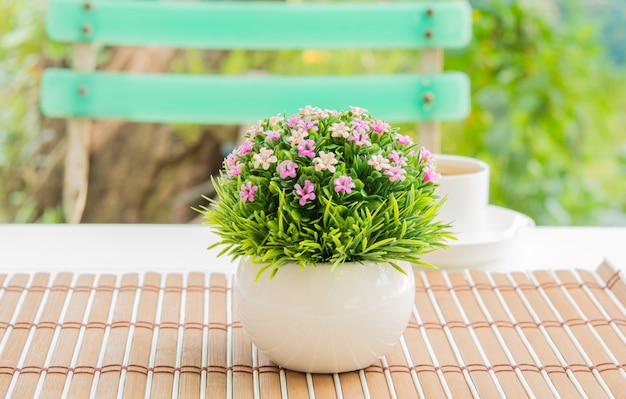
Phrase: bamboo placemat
[{"left": 0, "top": 263, "right": 624, "bottom": 398}]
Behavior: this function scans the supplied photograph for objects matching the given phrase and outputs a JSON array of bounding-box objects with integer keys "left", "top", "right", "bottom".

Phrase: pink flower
[
  {"left": 265, "top": 130, "right": 281, "bottom": 141},
  {"left": 419, "top": 147, "right": 434, "bottom": 163},
  {"left": 395, "top": 134, "right": 414, "bottom": 146},
  {"left": 277, "top": 160, "right": 298, "bottom": 179},
  {"left": 372, "top": 120, "right": 390, "bottom": 133},
  {"left": 237, "top": 139, "right": 253, "bottom": 155},
  {"left": 423, "top": 166, "right": 440, "bottom": 183},
  {"left": 334, "top": 175, "right": 356, "bottom": 194},
  {"left": 225, "top": 152, "right": 238, "bottom": 168},
  {"left": 298, "top": 139, "right": 316, "bottom": 158},
  {"left": 294, "top": 179, "right": 316, "bottom": 206},
  {"left": 350, "top": 118, "right": 369, "bottom": 133},
  {"left": 384, "top": 166, "right": 406, "bottom": 182},
  {"left": 347, "top": 130, "right": 371, "bottom": 147},
  {"left": 388, "top": 150, "right": 407, "bottom": 166},
  {"left": 227, "top": 162, "right": 244, "bottom": 178},
  {"left": 240, "top": 182, "right": 257, "bottom": 203},
  {"left": 298, "top": 116, "right": 319, "bottom": 132},
  {"left": 287, "top": 114, "right": 302, "bottom": 128}
]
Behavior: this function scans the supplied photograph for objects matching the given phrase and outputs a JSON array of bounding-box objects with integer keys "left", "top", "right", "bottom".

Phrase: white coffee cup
[{"left": 434, "top": 154, "right": 490, "bottom": 240}]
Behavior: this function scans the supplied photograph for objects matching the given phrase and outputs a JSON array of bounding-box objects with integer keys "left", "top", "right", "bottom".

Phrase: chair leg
[{"left": 63, "top": 120, "right": 92, "bottom": 223}]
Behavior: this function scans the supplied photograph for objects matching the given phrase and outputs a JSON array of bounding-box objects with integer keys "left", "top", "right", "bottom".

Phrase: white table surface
[{"left": 0, "top": 224, "right": 624, "bottom": 275}]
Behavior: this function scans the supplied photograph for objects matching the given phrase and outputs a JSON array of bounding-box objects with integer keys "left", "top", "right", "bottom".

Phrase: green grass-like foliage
[{"left": 199, "top": 106, "right": 452, "bottom": 278}]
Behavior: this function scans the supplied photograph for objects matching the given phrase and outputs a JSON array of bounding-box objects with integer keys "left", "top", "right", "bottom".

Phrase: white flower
[
  {"left": 288, "top": 128, "right": 309, "bottom": 145},
  {"left": 313, "top": 151, "right": 339, "bottom": 173},
  {"left": 253, "top": 147, "right": 278, "bottom": 170},
  {"left": 299, "top": 105, "right": 317, "bottom": 116},
  {"left": 368, "top": 154, "right": 390, "bottom": 171},
  {"left": 350, "top": 106, "right": 367, "bottom": 115},
  {"left": 329, "top": 122, "right": 350, "bottom": 139},
  {"left": 269, "top": 114, "right": 284, "bottom": 127},
  {"left": 247, "top": 122, "right": 264, "bottom": 137}
]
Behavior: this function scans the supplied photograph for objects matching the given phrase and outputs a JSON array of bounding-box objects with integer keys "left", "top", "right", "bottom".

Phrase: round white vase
[{"left": 234, "top": 258, "right": 416, "bottom": 373}]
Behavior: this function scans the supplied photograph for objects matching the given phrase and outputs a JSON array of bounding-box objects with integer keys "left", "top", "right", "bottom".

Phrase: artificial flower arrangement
[{"left": 200, "top": 106, "right": 452, "bottom": 278}]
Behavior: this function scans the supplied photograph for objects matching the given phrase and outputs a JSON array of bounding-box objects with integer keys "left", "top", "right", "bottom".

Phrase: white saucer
[{"left": 420, "top": 205, "right": 535, "bottom": 268}]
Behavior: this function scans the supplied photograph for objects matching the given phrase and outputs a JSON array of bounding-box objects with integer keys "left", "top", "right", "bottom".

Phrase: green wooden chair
[{"left": 40, "top": 0, "right": 472, "bottom": 223}]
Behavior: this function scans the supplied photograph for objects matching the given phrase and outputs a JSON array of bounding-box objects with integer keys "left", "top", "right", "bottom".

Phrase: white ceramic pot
[{"left": 234, "top": 258, "right": 415, "bottom": 373}]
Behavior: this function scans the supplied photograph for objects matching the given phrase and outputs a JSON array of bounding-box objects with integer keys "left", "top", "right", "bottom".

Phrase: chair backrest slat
[
  {"left": 41, "top": 69, "right": 469, "bottom": 123},
  {"left": 46, "top": 1, "right": 471, "bottom": 49}
]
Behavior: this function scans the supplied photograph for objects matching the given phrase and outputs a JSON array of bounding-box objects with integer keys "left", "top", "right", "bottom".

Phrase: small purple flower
[
  {"left": 240, "top": 182, "right": 258, "bottom": 203},
  {"left": 265, "top": 130, "right": 281, "bottom": 141},
  {"left": 225, "top": 152, "right": 238, "bottom": 168},
  {"left": 395, "top": 134, "right": 414, "bottom": 146},
  {"left": 384, "top": 166, "right": 406, "bottom": 182},
  {"left": 419, "top": 147, "right": 434, "bottom": 163},
  {"left": 350, "top": 118, "right": 369, "bottom": 133},
  {"left": 334, "top": 175, "right": 356, "bottom": 194},
  {"left": 298, "top": 139, "right": 316, "bottom": 158},
  {"left": 294, "top": 179, "right": 316, "bottom": 206},
  {"left": 298, "top": 116, "right": 319, "bottom": 132},
  {"left": 237, "top": 139, "right": 253, "bottom": 155},
  {"left": 277, "top": 160, "right": 298, "bottom": 179},
  {"left": 388, "top": 150, "right": 407, "bottom": 166},
  {"left": 347, "top": 130, "right": 371, "bottom": 147},
  {"left": 423, "top": 166, "right": 441, "bottom": 183},
  {"left": 372, "top": 120, "right": 390, "bottom": 133},
  {"left": 287, "top": 114, "right": 302, "bottom": 128},
  {"left": 227, "top": 162, "right": 244, "bottom": 178}
]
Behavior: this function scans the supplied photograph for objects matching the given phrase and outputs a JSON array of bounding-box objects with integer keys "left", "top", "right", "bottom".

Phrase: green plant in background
[
  {"left": 200, "top": 107, "right": 451, "bottom": 278},
  {"left": 444, "top": 0, "right": 626, "bottom": 225},
  {"left": 0, "top": 0, "right": 64, "bottom": 222}
]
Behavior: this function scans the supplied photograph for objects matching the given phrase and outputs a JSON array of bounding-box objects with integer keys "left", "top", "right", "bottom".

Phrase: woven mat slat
[
  {"left": 39, "top": 274, "right": 95, "bottom": 399},
  {"left": 338, "top": 371, "right": 365, "bottom": 399},
  {"left": 231, "top": 279, "right": 254, "bottom": 399},
  {"left": 0, "top": 273, "right": 49, "bottom": 398},
  {"left": 94, "top": 273, "right": 139, "bottom": 399},
  {"left": 148, "top": 273, "right": 182, "bottom": 399},
  {"left": 257, "top": 348, "right": 282, "bottom": 399},
  {"left": 0, "top": 274, "right": 30, "bottom": 354},
  {"left": 413, "top": 273, "right": 476, "bottom": 397},
  {"left": 124, "top": 272, "right": 161, "bottom": 398},
  {"left": 0, "top": 263, "right": 624, "bottom": 398},
  {"left": 67, "top": 274, "right": 117, "bottom": 398},
  {"left": 206, "top": 273, "right": 227, "bottom": 398},
  {"left": 385, "top": 342, "right": 420, "bottom": 398}
]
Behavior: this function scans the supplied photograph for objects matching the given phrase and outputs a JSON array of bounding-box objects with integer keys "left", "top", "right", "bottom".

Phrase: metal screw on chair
[
  {"left": 78, "top": 86, "right": 88, "bottom": 96},
  {"left": 424, "top": 31, "right": 433, "bottom": 39},
  {"left": 84, "top": 2, "right": 92, "bottom": 10},
  {"left": 426, "top": 9, "right": 434, "bottom": 17},
  {"left": 82, "top": 24, "right": 92, "bottom": 35},
  {"left": 423, "top": 92, "right": 434, "bottom": 105}
]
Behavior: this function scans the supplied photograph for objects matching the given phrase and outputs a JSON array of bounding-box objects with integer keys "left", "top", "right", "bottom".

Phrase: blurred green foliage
[
  {"left": 0, "top": 0, "right": 624, "bottom": 224},
  {"left": 444, "top": 1, "right": 626, "bottom": 225}
]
